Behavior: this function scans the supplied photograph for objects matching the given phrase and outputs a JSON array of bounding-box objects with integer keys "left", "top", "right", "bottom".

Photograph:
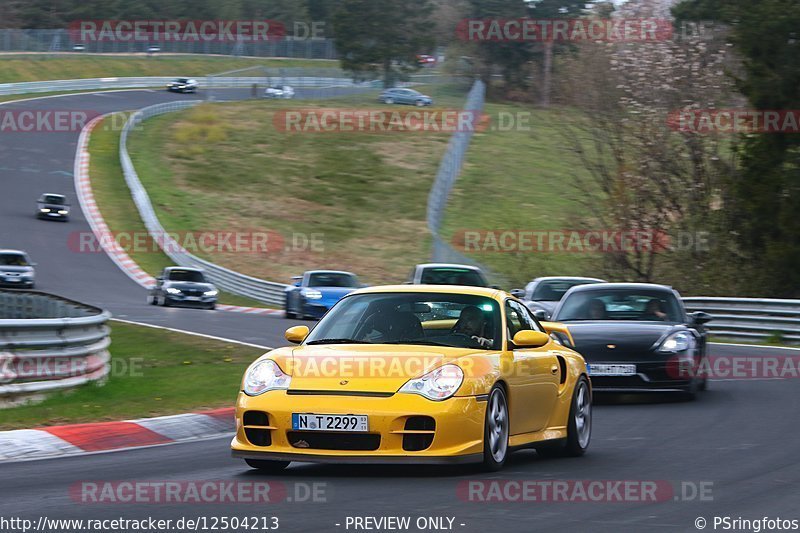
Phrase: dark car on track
[
  {"left": 147, "top": 267, "right": 218, "bottom": 309},
  {"left": 550, "top": 283, "right": 712, "bottom": 397},
  {"left": 284, "top": 270, "right": 361, "bottom": 320},
  {"left": 36, "top": 193, "right": 70, "bottom": 221},
  {"left": 511, "top": 276, "right": 606, "bottom": 320},
  {"left": 0, "top": 250, "right": 36, "bottom": 289},
  {"left": 378, "top": 88, "right": 433, "bottom": 106}
]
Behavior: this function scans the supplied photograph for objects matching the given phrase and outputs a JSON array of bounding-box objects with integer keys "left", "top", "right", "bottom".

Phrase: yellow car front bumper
[{"left": 230, "top": 390, "right": 487, "bottom": 464}]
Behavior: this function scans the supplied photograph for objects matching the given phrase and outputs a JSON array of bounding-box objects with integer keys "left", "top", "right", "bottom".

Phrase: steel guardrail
[
  {"left": 0, "top": 72, "right": 359, "bottom": 96},
  {"left": 119, "top": 101, "right": 290, "bottom": 306},
  {"left": 0, "top": 291, "right": 111, "bottom": 398},
  {"left": 683, "top": 297, "right": 800, "bottom": 343},
  {"left": 0, "top": 28, "right": 338, "bottom": 58}
]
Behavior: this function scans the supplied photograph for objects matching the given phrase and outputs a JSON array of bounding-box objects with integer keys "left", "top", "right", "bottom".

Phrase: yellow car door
[{"left": 502, "top": 300, "right": 561, "bottom": 435}]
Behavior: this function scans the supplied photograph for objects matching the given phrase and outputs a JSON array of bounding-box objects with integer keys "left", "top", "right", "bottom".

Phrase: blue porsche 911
[{"left": 284, "top": 270, "right": 362, "bottom": 319}]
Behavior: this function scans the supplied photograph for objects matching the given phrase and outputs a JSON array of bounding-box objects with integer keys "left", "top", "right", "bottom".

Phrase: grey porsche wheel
[{"left": 482, "top": 385, "right": 509, "bottom": 471}]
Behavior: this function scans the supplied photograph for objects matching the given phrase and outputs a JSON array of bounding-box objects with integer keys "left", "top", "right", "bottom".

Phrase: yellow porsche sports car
[{"left": 231, "top": 285, "right": 591, "bottom": 472}]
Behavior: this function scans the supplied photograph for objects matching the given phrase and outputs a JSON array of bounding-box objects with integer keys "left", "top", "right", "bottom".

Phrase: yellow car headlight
[
  {"left": 398, "top": 364, "right": 464, "bottom": 401},
  {"left": 244, "top": 359, "right": 291, "bottom": 396}
]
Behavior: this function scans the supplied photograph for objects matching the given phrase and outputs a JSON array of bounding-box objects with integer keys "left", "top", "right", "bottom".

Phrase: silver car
[
  {"left": 0, "top": 250, "right": 36, "bottom": 289},
  {"left": 511, "top": 277, "right": 606, "bottom": 320}
]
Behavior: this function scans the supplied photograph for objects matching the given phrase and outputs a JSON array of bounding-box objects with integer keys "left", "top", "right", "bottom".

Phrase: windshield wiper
[
  {"left": 384, "top": 340, "right": 457, "bottom": 347},
  {"left": 306, "top": 338, "right": 374, "bottom": 345}
]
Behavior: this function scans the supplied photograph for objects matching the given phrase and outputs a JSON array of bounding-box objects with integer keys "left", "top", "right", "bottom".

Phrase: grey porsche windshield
[
  {"left": 304, "top": 292, "right": 502, "bottom": 350},
  {"left": 554, "top": 289, "right": 683, "bottom": 322},
  {"left": 0, "top": 253, "right": 29, "bottom": 266}
]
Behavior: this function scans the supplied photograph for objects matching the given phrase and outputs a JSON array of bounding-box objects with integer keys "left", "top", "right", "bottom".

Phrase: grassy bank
[
  {"left": 127, "top": 99, "right": 453, "bottom": 284},
  {"left": 440, "top": 103, "right": 599, "bottom": 287},
  {"left": 0, "top": 321, "right": 264, "bottom": 430},
  {"left": 0, "top": 54, "right": 335, "bottom": 83},
  {"left": 88, "top": 114, "right": 268, "bottom": 307}
]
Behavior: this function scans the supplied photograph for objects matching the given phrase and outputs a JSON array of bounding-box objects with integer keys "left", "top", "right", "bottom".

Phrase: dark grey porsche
[
  {"left": 147, "top": 267, "right": 218, "bottom": 310},
  {"left": 550, "top": 283, "right": 712, "bottom": 397}
]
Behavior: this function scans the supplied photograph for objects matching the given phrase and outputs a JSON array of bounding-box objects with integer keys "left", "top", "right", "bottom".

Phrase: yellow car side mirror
[
  {"left": 285, "top": 325, "right": 310, "bottom": 344},
  {"left": 512, "top": 330, "right": 550, "bottom": 348}
]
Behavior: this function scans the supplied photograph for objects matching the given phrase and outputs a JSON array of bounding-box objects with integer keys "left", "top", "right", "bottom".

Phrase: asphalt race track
[{"left": 2, "top": 90, "right": 799, "bottom": 533}]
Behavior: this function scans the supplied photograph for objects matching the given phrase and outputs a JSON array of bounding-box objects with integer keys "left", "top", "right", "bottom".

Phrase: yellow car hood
[{"left": 273, "top": 344, "right": 481, "bottom": 394}]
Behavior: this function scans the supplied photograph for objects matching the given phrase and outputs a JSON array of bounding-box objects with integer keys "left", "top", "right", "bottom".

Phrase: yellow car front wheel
[{"left": 482, "top": 385, "right": 509, "bottom": 471}]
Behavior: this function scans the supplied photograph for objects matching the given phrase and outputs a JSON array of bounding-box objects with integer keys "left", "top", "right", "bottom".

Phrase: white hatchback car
[{"left": 264, "top": 85, "right": 295, "bottom": 99}]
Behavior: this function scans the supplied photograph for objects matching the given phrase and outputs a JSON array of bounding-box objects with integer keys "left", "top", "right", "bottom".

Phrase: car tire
[
  {"left": 245, "top": 459, "right": 290, "bottom": 472},
  {"left": 537, "top": 376, "right": 591, "bottom": 458},
  {"left": 563, "top": 376, "right": 592, "bottom": 456},
  {"left": 207, "top": 303, "right": 216, "bottom": 310},
  {"left": 481, "top": 385, "right": 509, "bottom": 472},
  {"left": 284, "top": 296, "right": 296, "bottom": 319},
  {"left": 147, "top": 294, "right": 156, "bottom": 305}
]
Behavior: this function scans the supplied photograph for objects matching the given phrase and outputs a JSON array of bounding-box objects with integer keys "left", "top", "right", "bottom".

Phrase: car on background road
[
  {"left": 147, "top": 267, "right": 218, "bottom": 309},
  {"left": 409, "top": 263, "right": 490, "bottom": 287},
  {"left": 36, "top": 193, "right": 71, "bottom": 221},
  {"left": 550, "top": 283, "right": 712, "bottom": 398},
  {"left": 264, "top": 85, "right": 295, "bottom": 99},
  {"left": 379, "top": 88, "right": 433, "bottom": 107},
  {"left": 232, "top": 284, "right": 591, "bottom": 472},
  {"left": 0, "top": 250, "right": 36, "bottom": 289},
  {"left": 511, "top": 277, "right": 606, "bottom": 320},
  {"left": 284, "top": 270, "right": 362, "bottom": 320},
  {"left": 166, "top": 78, "right": 198, "bottom": 93},
  {"left": 416, "top": 54, "right": 437, "bottom": 67}
]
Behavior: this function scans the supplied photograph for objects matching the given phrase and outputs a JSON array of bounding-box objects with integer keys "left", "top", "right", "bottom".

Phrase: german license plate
[
  {"left": 185, "top": 296, "right": 200, "bottom": 301},
  {"left": 588, "top": 364, "right": 637, "bottom": 376},
  {"left": 292, "top": 413, "right": 368, "bottom": 432}
]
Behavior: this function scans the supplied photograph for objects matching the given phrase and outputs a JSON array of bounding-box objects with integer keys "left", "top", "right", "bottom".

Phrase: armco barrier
[
  {"left": 0, "top": 72, "right": 355, "bottom": 96},
  {"left": 119, "top": 101, "right": 290, "bottom": 306},
  {"left": 425, "top": 79, "right": 507, "bottom": 283},
  {"left": 0, "top": 291, "right": 111, "bottom": 400},
  {"left": 683, "top": 297, "right": 800, "bottom": 344}
]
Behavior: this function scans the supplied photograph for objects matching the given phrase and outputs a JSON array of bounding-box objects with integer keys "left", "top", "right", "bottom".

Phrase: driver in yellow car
[{"left": 453, "top": 305, "right": 494, "bottom": 348}]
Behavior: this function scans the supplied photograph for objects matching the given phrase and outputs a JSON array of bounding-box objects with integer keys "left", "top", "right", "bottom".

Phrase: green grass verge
[
  {"left": 0, "top": 321, "right": 263, "bottom": 430},
  {"left": 0, "top": 55, "right": 336, "bottom": 83},
  {"left": 441, "top": 103, "right": 599, "bottom": 287},
  {"left": 88, "top": 114, "right": 270, "bottom": 308},
  {"left": 126, "top": 98, "right": 454, "bottom": 284}
]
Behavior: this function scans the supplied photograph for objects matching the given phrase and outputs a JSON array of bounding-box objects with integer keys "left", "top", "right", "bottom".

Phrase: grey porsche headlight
[
  {"left": 658, "top": 331, "right": 692, "bottom": 353},
  {"left": 243, "top": 359, "right": 291, "bottom": 396}
]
